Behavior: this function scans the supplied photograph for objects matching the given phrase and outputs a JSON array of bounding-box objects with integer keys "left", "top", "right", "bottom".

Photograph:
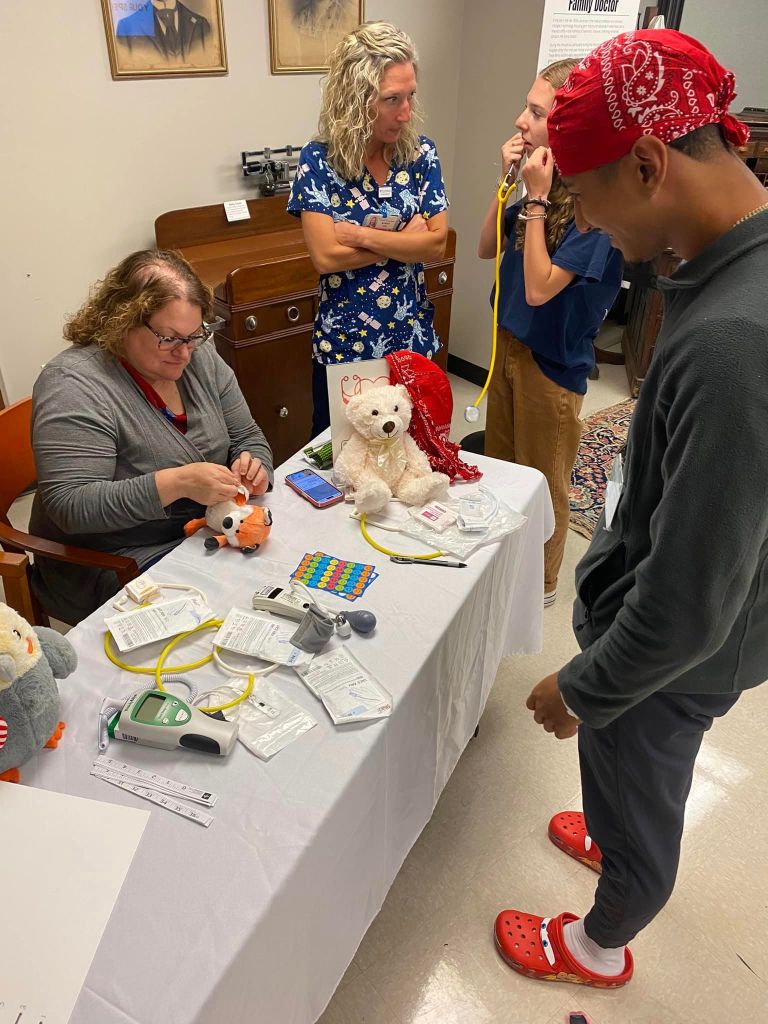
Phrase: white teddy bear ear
[
  {"left": 344, "top": 394, "right": 364, "bottom": 417},
  {"left": 394, "top": 384, "right": 411, "bottom": 404}
]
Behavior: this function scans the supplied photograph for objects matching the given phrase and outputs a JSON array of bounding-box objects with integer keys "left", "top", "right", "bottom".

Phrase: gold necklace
[{"left": 733, "top": 200, "right": 768, "bottom": 228}]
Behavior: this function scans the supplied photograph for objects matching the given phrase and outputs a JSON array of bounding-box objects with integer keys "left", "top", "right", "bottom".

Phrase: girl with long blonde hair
[
  {"left": 477, "top": 59, "right": 624, "bottom": 606},
  {"left": 288, "top": 21, "right": 449, "bottom": 435}
]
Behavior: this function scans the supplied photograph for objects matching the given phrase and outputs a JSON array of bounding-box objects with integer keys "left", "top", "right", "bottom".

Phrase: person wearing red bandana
[{"left": 495, "top": 30, "right": 768, "bottom": 989}]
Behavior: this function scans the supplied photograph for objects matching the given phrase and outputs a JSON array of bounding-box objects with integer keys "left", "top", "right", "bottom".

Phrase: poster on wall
[
  {"left": 536, "top": 0, "right": 639, "bottom": 70},
  {"left": 101, "top": 0, "right": 228, "bottom": 79},
  {"left": 268, "top": 0, "right": 365, "bottom": 74}
]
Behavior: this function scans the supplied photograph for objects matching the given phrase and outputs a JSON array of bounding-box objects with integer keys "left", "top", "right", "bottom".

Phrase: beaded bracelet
[
  {"left": 518, "top": 211, "right": 547, "bottom": 222},
  {"left": 523, "top": 197, "right": 551, "bottom": 210}
]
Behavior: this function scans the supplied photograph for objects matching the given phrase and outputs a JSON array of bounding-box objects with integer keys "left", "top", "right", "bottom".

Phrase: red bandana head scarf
[
  {"left": 384, "top": 351, "right": 482, "bottom": 483},
  {"left": 549, "top": 29, "right": 750, "bottom": 176}
]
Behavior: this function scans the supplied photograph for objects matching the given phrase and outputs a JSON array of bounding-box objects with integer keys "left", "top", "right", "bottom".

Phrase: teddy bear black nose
[
  {"left": 222, "top": 516, "right": 233, "bottom": 529},
  {"left": 382, "top": 420, "right": 396, "bottom": 434}
]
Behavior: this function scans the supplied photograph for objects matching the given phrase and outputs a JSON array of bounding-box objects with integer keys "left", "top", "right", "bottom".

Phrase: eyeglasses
[{"left": 144, "top": 318, "right": 224, "bottom": 352}]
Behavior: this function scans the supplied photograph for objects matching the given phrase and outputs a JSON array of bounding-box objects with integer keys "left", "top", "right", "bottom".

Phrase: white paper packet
[{"left": 294, "top": 647, "right": 392, "bottom": 724}]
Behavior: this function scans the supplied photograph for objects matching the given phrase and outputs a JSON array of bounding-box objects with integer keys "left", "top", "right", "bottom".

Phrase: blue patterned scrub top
[{"left": 287, "top": 136, "right": 450, "bottom": 365}]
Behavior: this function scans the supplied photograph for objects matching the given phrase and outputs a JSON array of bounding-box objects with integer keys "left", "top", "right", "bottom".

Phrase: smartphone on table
[{"left": 285, "top": 468, "right": 344, "bottom": 509}]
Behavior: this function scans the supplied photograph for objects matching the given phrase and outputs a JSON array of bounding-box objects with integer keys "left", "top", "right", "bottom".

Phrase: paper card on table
[
  {"left": 224, "top": 198, "right": 250, "bottom": 222},
  {"left": 0, "top": 781, "right": 149, "bottom": 1024},
  {"left": 290, "top": 552, "right": 378, "bottom": 602},
  {"left": 325, "top": 358, "right": 390, "bottom": 464}
]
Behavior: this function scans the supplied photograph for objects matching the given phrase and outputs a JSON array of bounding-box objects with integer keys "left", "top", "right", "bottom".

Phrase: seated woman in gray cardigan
[{"left": 30, "top": 249, "right": 274, "bottom": 623}]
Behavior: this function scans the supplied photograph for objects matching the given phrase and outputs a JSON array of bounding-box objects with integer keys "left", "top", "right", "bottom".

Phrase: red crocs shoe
[
  {"left": 494, "top": 910, "right": 633, "bottom": 988},
  {"left": 548, "top": 812, "right": 602, "bottom": 873}
]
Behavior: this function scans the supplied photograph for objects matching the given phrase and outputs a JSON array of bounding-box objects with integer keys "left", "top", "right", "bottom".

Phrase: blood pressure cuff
[
  {"left": 289, "top": 604, "right": 335, "bottom": 653},
  {"left": 385, "top": 351, "right": 482, "bottom": 483}
]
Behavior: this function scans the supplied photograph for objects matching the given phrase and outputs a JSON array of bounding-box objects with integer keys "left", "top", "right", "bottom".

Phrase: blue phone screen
[{"left": 287, "top": 470, "right": 341, "bottom": 503}]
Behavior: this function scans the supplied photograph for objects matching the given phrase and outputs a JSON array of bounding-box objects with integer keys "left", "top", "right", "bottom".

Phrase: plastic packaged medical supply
[
  {"left": 295, "top": 647, "right": 392, "bottom": 724},
  {"left": 398, "top": 488, "right": 527, "bottom": 560},
  {"left": 104, "top": 597, "right": 213, "bottom": 653},
  {"left": 213, "top": 608, "right": 313, "bottom": 667},
  {"left": 198, "top": 682, "right": 316, "bottom": 760}
]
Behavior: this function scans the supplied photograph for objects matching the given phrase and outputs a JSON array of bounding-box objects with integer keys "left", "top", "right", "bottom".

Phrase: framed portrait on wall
[
  {"left": 268, "top": 0, "right": 365, "bottom": 74},
  {"left": 101, "top": 0, "right": 228, "bottom": 79}
]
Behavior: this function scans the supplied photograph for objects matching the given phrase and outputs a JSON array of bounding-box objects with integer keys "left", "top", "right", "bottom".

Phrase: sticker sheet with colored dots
[{"left": 290, "top": 552, "right": 378, "bottom": 601}]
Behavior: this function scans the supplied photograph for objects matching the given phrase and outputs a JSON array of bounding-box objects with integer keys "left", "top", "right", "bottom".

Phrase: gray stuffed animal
[{"left": 0, "top": 602, "right": 77, "bottom": 783}]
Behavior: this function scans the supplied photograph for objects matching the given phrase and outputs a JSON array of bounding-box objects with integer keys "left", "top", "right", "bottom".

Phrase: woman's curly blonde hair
[
  {"left": 317, "top": 21, "right": 422, "bottom": 182},
  {"left": 515, "top": 58, "right": 578, "bottom": 255},
  {"left": 64, "top": 249, "right": 214, "bottom": 357}
]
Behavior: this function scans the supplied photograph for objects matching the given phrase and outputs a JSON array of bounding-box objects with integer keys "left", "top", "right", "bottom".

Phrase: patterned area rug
[{"left": 569, "top": 398, "right": 636, "bottom": 539}]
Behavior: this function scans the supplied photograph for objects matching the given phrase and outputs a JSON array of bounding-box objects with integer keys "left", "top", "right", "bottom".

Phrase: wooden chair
[{"left": 0, "top": 397, "right": 138, "bottom": 626}]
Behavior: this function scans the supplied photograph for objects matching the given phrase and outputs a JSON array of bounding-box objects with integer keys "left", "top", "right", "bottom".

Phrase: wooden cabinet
[
  {"left": 620, "top": 251, "right": 682, "bottom": 397},
  {"left": 156, "top": 197, "right": 456, "bottom": 465},
  {"left": 734, "top": 107, "right": 768, "bottom": 188}
]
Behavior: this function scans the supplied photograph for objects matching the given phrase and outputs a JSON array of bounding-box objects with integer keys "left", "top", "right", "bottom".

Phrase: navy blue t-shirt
[{"left": 493, "top": 203, "right": 624, "bottom": 394}]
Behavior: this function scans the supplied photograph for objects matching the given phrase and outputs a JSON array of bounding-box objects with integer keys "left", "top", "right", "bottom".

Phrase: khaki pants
[{"left": 485, "top": 328, "right": 583, "bottom": 592}]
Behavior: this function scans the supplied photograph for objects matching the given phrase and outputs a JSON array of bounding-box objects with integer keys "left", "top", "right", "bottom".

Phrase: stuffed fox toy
[{"left": 184, "top": 488, "right": 273, "bottom": 554}]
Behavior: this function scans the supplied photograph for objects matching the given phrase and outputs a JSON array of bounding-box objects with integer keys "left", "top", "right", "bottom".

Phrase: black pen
[{"left": 390, "top": 556, "right": 467, "bottom": 568}]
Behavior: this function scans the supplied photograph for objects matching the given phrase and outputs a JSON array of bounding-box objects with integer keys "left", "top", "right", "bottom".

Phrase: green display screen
[{"left": 135, "top": 692, "right": 166, "bottom": 723}]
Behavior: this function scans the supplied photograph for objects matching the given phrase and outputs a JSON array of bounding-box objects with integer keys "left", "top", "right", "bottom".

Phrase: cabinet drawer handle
[
  {"left": 279, "top": 406, "right": 289, "bottom": 418},
  {"left": 245, "top": 315, "right": 258, "bottom": 331},
  {"left": 437, "top": 271, "right": 448, "bottom": 286},
  {"left": 286, "top": 305, "right": 301, "bottom": 323}
]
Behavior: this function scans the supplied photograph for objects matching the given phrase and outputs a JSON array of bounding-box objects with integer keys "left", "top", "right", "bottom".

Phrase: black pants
[{"left": 580, "top": 689, "right": 740, "bottom": 948}]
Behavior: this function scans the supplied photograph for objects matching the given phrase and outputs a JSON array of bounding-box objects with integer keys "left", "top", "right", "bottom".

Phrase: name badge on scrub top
[
  {"left": 604, "top": 453, "right": 624, "bottom": 532},
  {"left": 378, "top": 186, "right": 393, "bottom": 198}
]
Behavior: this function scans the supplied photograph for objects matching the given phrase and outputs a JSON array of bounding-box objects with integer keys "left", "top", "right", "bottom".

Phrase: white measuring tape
[
  {"left": 94, "top": 756, "right": 217, "bottom": 806},
  {"left": 91, "top": 756, "right": 216, "bottom": 827}
]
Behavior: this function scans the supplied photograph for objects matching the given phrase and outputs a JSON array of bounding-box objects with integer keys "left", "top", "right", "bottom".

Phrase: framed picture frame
[
  {"left": 101, "top": 0, "right": 228, "bottom": 79},
  {"left": 267, "top": 0, "right": 365, "bottom": 74}
]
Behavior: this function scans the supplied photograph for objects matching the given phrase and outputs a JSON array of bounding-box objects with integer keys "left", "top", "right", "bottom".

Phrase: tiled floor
[{"left": 318, "top": 354, "right": 768, "bottom": 1022}]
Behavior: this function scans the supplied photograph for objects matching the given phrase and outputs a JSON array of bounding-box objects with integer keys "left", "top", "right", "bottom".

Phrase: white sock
[{"left": 563, "top": 919, "right": 625, "bottom": 976}]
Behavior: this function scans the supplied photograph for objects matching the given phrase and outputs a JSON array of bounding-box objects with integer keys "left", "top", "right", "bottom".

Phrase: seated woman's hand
[
  {"left": 231, "top": 451, "right": 269, "bottom": 496},
  {"left": 177, "top": 463, "right": 240, "bottom": 505}
]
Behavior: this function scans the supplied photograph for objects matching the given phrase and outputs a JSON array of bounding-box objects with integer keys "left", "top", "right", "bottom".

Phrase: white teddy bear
[{"left": 334, "top": 383, "right": 450, "bottom": 513}]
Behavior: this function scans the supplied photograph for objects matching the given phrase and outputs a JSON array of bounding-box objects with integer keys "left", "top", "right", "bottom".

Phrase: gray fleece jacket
[
  {"left": 559, "top": 210, "right": 768, "bottom": 728},
  {"left": 30, "top": 342, "right": 273, "bottom": 621}
]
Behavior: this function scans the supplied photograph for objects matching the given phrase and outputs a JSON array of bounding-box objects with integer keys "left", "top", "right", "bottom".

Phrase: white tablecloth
[{"left": 25, "top": 450, "right": 553, "bottom": 1024}]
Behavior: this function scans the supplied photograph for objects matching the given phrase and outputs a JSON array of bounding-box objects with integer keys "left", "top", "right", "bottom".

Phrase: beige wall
[
  {"left": 0, "top": 0, "right": 465, "bottom": 403},
  {"left": 447, "top": 0, "right": 546, "bottom": 367},
  {"left": 679, "top": 0, "right": 768, "bottom": 109}
]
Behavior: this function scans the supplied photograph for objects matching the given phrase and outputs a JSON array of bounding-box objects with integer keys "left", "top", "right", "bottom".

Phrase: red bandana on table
[
  {"left": 121, "top": 359, "right": 188, "bottom": 433},
  {"left": 385, "top": 351, "right": 482, "bottom": 483},
  {"left": 549, "top": 29, "right": 750, "bottom": 177}
]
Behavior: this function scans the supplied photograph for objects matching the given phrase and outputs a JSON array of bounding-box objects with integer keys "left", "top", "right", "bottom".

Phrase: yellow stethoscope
[
  {"left": 463, "top": 164, "right": 521, "bottom": 423},
  {"left": 104, "top": 619, "right": 262, "bottom": 714},
  {"left": 357, "top": 165, "right": 520, "bottom": 559}
]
